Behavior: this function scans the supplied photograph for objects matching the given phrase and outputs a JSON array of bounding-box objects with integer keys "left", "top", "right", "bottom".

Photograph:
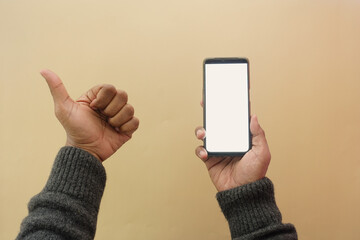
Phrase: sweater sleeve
[
  {"left": 16, "top": 146, "right": 106, "bottom": 240},
  {"left": 216, "top": 177, "right": 297, "bottom": 240}
]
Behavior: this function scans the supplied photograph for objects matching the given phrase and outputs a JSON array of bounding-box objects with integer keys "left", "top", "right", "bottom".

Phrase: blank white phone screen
[{"left": 205, "top": 63, "right": 249, "bottom": 153}]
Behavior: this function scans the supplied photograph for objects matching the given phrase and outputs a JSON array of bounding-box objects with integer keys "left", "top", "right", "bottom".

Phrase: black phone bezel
[{"left": 203, "top": 57, "right": 252, "bottom": 156}]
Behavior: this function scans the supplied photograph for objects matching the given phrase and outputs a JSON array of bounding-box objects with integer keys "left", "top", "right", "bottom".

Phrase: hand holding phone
[
  {"left": 197, "top": 57, "right": 271, "bottom": 190},
  {"left": 195, "top": 115, "right": 271, "bottom": 191}
]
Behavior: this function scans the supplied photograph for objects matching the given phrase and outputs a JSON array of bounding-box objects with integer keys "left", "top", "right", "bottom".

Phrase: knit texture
[
  {"left": 17, "top": 148, "right": 297, "bottom": 239},
  {"left": 217, "top": 178, "right": 297, "bottom": 239},
  {"left": 16, "top": 147, "right": 106, "bottom": 240}
]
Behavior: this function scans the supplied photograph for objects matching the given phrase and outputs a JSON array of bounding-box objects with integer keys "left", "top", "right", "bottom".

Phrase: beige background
[{"left": 1, "top": 0, "right": 360, "bottom": 239}]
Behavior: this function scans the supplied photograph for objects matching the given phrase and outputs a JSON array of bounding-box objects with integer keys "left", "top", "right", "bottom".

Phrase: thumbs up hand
[{"left": 41, "top": 69, "right": 139, "bottom": 162}]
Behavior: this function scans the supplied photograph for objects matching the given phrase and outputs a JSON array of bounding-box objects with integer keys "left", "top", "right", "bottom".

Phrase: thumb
[
  {"left": 40, "top": 69, "right": 71, "bottom": 107},
  {"left": 250, "top": 114, "right": 267, "bottom": 147}
]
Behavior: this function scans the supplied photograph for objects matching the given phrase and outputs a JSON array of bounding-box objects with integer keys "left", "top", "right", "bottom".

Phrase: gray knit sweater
[{"left": 17, "top": 147, "right": 297, "bottom": 239}]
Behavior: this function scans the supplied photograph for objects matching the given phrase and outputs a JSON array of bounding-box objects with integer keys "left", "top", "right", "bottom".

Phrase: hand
[
  {"left": 195, "top": 115, "right": 271, "bottom": 192},
  {"left": 41, "top": 69, "right": 139, "bottom": 162}
]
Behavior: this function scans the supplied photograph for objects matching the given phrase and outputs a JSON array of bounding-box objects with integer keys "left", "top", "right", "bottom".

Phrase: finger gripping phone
[{"left": 203, "top": 58, "right": 251, "bottom": 156}]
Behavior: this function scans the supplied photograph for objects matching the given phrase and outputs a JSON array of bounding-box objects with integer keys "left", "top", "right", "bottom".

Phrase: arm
[
  {"left": 17, "top": 70, "right": 139, "bottom": 239},
  {"left": 195, "top": 115, "right": 297, "bottom": 239},
  {"left": 217, "top": 178, "right": 297, "bottom": 240},
  {"left": 17, "top": 147, "right": 105, "bottom": 240}
]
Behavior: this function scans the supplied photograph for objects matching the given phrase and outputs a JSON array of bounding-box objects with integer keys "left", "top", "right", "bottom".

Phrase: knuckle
[
  {"left": 125, "top": 104, "right": 135, "bottom": 116},
  {"left": 103, "top": 84, "right": 115, "bottom": 90},
  {"left": 118, "top": 90, "right": 128, "bottom": 102},
  {"left": 258, "top": 127, "right": 265, "bottom": 136},
  {"left": 103, "top": 84, "right": 117, "bottom": 94},
  {"left": 256, "top": 128, "right": 266, "bottom": 139},
  {"left": 132, "top": 117, "right": 140, "bottom": 129},
  {"left": 121, "top": 118, "right": 139, "bottom": 133}
]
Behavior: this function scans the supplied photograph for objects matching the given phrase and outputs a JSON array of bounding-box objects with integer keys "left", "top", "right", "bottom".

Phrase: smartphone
[{"left": 203, "top": 58, "right": 251, "bottom": 156}]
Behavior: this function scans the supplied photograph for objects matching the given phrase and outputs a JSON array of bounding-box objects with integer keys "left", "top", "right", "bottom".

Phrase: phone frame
[{"left": 203, "top": 57, "right": 252, "bottom": 156}]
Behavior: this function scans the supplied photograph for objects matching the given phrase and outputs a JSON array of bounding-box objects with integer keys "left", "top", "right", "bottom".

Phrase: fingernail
[
  {"left": 199, "top": 149, "right": 206, "bottom": 158},
  {"left": 196, "top": 129, "right": 201, "bottom": 137}
]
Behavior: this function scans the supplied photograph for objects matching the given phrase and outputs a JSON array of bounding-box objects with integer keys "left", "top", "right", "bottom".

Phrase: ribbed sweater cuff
[
  {"left": 216, "top": 177, "right": 282, "bottom": 239},
  {"left": 43, "top": 146, "right": 106, "bottom": 210}
]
